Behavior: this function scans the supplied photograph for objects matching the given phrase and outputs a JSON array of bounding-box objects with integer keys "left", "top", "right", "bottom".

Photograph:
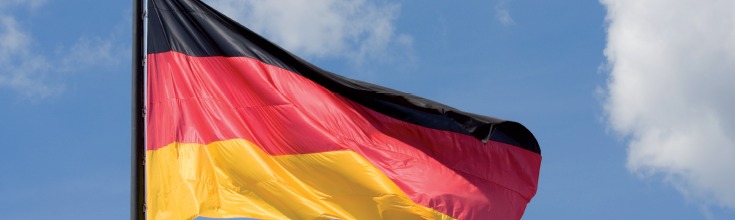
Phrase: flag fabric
[{"left": 145, "top": 0, "right": 541, "bottom": 219}]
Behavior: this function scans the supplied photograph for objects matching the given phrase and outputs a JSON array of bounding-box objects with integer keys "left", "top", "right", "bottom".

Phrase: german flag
[{"left": 145, "top": 0, "right": 541, "bottom": 219}]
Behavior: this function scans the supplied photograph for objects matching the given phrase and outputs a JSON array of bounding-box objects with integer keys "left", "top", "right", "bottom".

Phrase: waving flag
[{"left": 143, "top": 0, "right": 541, "bottom": 219}]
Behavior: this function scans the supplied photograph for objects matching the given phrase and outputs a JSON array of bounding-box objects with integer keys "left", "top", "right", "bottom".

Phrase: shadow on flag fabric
[{"left": 144, "top": 0, "right": 541, "bottom": 219}]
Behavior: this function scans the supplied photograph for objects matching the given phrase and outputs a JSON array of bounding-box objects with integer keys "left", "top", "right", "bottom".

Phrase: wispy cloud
[
  {"left": 0, "top": 3, "right": 125, "bottom": 101},
  {"left": 0, "top": 14, "right": 59, "bottom": 99},
  {"left": 203, "top": 0, "right": 414, "bottom": 66},
  {"left": 60, "top": 36, "right": 126, "bottom": 72},
  {"left": 0, "top": 0, "right": 46, "bottom": 10},
  {"left": 601, "top": 0, "right": 735, "bottom": 210},
  {"left": 495, "top": 0, "right": 515, "bottom": 26}
]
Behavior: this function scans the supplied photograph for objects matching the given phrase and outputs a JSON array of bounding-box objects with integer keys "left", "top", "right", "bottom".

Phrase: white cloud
[
  {"left": 0, "top": 15, "right": 59, "bottom": 99},
  {"left": 203, "top": 0, "right": 413, "bottom": 65},
  {"left": 0, "top": 3, "right": 124, "bottom": 101},
  {"left": 601, "top": 0, "right": 735, "bottom": 209},
  {"left": 60, "top": 36, "right": 126, "bottom": 72},
  {"left": 495, "top": 0, "right": 515, "bottom": 26},
  {"left": 0, "top": 0, "right": 46, "bottom": 10},
  {"left": 0, "top": 2, "right": 57, "bottom": 99},
  {"left": 0, "top": 16, "right": 28, "bottom": 62}
]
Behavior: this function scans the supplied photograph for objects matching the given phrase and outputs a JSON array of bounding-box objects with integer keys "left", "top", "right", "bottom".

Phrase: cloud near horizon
[
  {"left": 203, "top": 0, "right": 414, "bottom": 66},
  {"left": 601, "top": 0, "right": 735, "bottom": 210}
]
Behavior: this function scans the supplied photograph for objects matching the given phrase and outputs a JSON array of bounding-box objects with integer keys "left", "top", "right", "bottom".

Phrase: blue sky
[{"left": 1, "top": 0, "right": 734, "bottom": 219}]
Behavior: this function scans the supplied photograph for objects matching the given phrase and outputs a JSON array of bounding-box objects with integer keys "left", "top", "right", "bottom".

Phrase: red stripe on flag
[{"left": 147, "top": 51, "right": 541, "bottom": 219}]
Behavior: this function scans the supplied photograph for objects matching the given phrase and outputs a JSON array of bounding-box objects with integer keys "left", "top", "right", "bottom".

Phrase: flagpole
[{"left": 131, "top": 0, "right": 146, "bottom": 219}]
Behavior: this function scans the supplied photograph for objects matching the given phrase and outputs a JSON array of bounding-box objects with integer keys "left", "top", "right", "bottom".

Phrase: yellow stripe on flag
[{"left": 147, "top": 139, "right": 454, "bottom": 220}]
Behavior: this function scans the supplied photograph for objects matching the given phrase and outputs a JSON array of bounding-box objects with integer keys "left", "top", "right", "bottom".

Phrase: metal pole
[{"left": 131, "top": 0, "right": 145, "bottom": 219}]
